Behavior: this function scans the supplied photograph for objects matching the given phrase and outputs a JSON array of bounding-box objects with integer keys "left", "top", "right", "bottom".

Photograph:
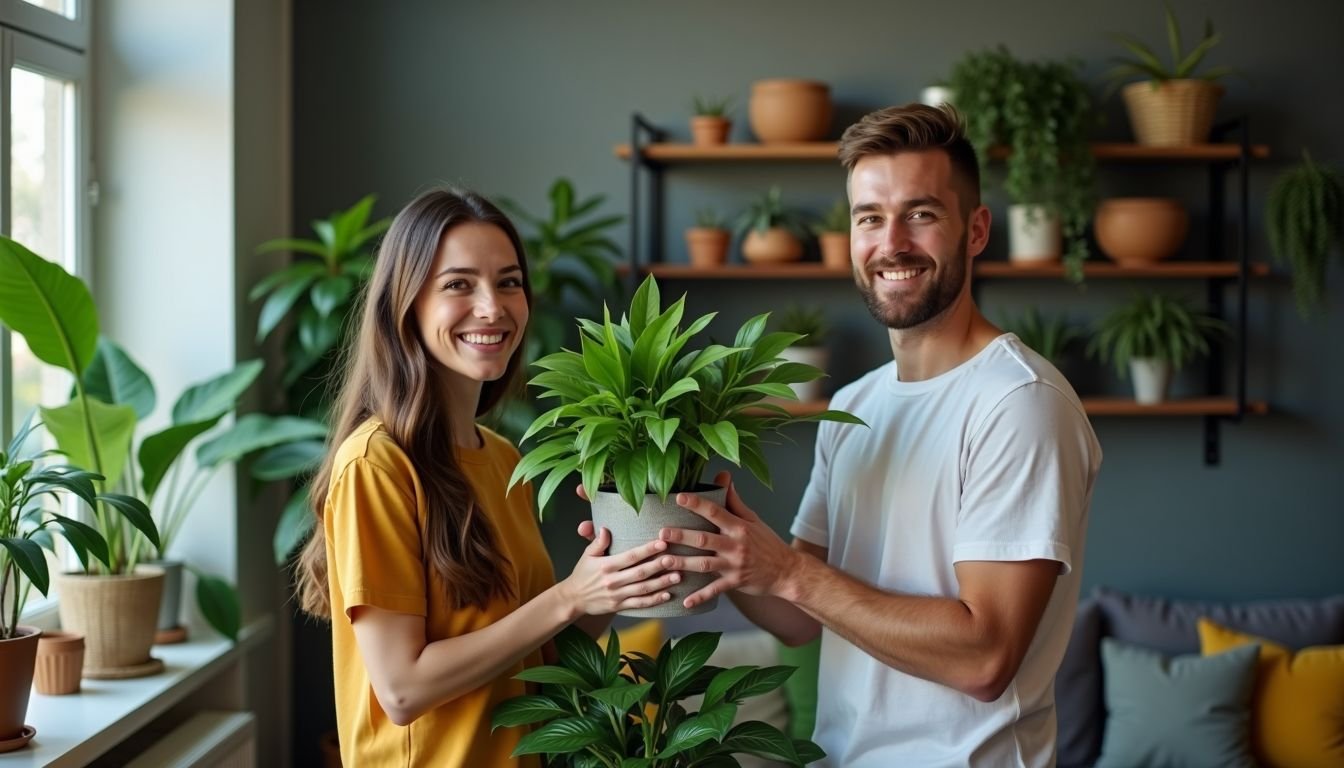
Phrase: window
[{"left": 0, "top": 1, "right": 89, "bottom": 623}]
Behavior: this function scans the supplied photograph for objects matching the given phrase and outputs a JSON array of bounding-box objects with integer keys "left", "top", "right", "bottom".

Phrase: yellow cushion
[
  {"left": 1198, "top": 617, "right": 1344, "bottom": 768},
  {"left": 597, "top": 619, "right": 664, "bottom": 660}
]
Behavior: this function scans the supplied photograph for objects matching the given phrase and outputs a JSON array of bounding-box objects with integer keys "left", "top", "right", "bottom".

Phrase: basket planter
[
  {"left": 748, "top": 79, "right": 831, "bottom": 143},
  {"left": 590, "top": 486, "right": 725, "bottom": 618},
  {"left": 684, "top": 227, "right": 730, "bottom": 267},
  {"left": 34, "top": 631, "right": 84, "bottom": 695},
  {"left": 1095, "top": 198, "right": 1189, "bottom": 266},
  {"left": 1122, "top": 80, "right": 1223, "bottom": 146},
  {"left": 0, "top": 627, "right": 39, "bottom": 751},
  {"left": 56, "top": 567, "right": 165, "bottom": 679}
]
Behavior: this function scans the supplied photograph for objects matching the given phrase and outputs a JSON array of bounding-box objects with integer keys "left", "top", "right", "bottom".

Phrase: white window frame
[{"left": 0, "top": 5, "right": 91, "bottom": 626}]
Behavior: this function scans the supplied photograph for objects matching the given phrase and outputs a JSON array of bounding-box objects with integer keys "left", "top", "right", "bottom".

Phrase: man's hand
[{"left": 659, "top": 471, "right": 800, "bottom": 609}]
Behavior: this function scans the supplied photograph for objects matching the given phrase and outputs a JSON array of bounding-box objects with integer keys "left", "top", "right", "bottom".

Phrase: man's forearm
[{"left": 727, "top": 591, "right": 821, "bottom": 647}]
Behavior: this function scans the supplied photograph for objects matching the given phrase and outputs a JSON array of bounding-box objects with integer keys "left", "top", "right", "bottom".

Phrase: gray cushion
[
  {"left": 1094, "top": 586, "right": 1344, "bottom": 655},
  {"left": 1095, "top": 639, "right": 1258, "bottom": 768},
  {"left": 1055, "top": 598, "right": 1103, "bottom": 768}
]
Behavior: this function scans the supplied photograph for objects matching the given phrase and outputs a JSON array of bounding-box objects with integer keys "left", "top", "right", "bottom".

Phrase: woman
[{"left": 296, "top": 187, "right": 678, "bottom": 766}]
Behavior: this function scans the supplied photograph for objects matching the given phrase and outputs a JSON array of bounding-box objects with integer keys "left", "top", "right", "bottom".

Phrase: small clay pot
[
  {"left": 689, "top": 116, "right": 731, "bottom": 146},
  {"left": 34, "top": 630, "right": 85, "bottom": 695},
  {"left": 1095, "top": 198, "right": 1189, "bottom": 266}
]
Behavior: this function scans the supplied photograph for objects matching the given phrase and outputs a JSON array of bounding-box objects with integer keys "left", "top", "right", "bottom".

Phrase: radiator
[{"left": 124, "top": 711, "right": 256, "bottom": 768}]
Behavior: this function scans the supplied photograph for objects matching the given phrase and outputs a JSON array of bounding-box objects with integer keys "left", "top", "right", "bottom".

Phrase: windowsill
[{"left": 10, "top": 616, "right": 273, "bottom": 768}]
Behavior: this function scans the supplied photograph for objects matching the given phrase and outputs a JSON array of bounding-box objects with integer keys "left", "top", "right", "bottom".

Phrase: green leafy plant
[
  {"left": 252, "top": 195, "right": 391, "bottom": 419},
  {"left": 693, "top": 208, "right": 728, "bottom": 230},
  {"left": 1265, "top": 151, "right": 1344, "bottom": 316},
  {"left": 491, "top": 625, "right": 825, "bottom": 766},
  {"left": 735, "top": 186, "right": 810, "bottom": 240},
  {"left": 947, "top": 46, "right": 1097, "bottom": 281},
  {"left": 1, "top": 415, "right": 122, "bottom": 639},
  {"left": 507, "top": 276, "right": 863, "bottom": 515},
  {"left": 1000, "top": 308, "right": 1079, "bottom": 367},
  {"left": 1104, "top": 3, "right": 1233, "bottom": 94},
  {"left": 1087, "top": 294, "right": 1226, "bottom": 377},
  {"left": 772, "top": 306, "right": 828, "bottom": 348},
  {"left": 810, "top": 199, "right": 850, "bottom": 236},
  {"left": 692, "top": 95, "right": 733, "bottom": 118}
]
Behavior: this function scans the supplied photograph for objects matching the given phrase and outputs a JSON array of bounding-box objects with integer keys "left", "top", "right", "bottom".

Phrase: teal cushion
[
  {"left": 776, "top": 637, "right": 820, "bottom": 740},
  {"left": 1096, "top": 638, "right": 1258, "bottom": 768}
]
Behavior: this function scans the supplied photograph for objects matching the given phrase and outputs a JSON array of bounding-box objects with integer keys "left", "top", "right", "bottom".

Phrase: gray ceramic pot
[{"left": 590, "top": 485, "right": 725, "bottom": 617}]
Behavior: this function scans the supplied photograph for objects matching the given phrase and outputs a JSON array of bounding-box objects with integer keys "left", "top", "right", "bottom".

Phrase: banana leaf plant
[{"left": 491, "top": 626, "right": 824, "bottom": 767}]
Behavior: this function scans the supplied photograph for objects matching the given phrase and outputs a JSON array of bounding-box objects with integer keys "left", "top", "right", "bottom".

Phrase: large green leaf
[
  {"left": 513, "top": 665, "right": 592, "bottom": 689},
  {"left": 699, "top": 422, "right": 741, "bottom": 465},
  {"left": 47, "top": 513, "right": 111, "bottom": 571},
  {"left": 99, "top": 492, "right": 159, "bottom": 551},
  {"left": 273, "top": 485, "right": 314, "bottom": 564},
  {"left": 1, "top": 537, "right": 49, "bottom": 595},
  {"left": 702, "top": 665, "right": 755, "bottom": 709},
  {"left": 490, "top": 695, "right": 569, "bottom": 730},
  {"left": 586, "top": 681, "right": 653, "bottom": 713},
  {"left": 41, "top": 398, "right": 137, "bottom": 485},
  {"left": 256, "top": 271, "right": 320, "bottom": 342},
  {"left": 718, "top": 721, "right": 799, "bottom": 764},
  {"left": 510, "top": 716, "right": 606, "bottom": 757},
  {"left": 139, "top": 417, "right": 224, "bottom": 498},
  {"left": 196, "top": 414, "right": 327, "bottom": 468},
  {"left": 172, "top": 360, "right": 264, "bottom": 424},
  {"left": 83, "top": 338, "right": 156, "bottom": 420},
  {"left": 249, "top": 439, "right": 325, "bottom": 482},
  {"left": 659, "top": 632, "right": 721, "bottom": 700},
  {"left": 554, "top": 625, "right": 609, "bottom": 689},
  {"left": 656, "top": 702, "right": 737, "bottom": 758},
  {"left": 191, "top": 567, "right": 240, "bottom": 642},
  {"left": 726, "top": 665, "right": 795, "bottom": 702},
  {"left": 0, "top": 237, "right": 98, "bottom": 375}
]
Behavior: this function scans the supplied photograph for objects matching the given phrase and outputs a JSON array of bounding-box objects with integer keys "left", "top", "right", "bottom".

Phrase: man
[{"left": 659, "top": 104, "right": 1102, "bottom": 767}]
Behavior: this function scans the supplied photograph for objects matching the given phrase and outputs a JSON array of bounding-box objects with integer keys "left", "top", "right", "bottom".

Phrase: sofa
[{"left": 626, "top": 586, "right": 1344, "bottom": 768}]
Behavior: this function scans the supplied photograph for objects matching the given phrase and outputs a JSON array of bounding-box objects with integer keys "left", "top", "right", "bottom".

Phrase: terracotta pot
[
  {"left": 742, "top": 228, "right": 802, "bottom": 264},
  {"left": 0, "top": 626, "right": 39, "bottom": 748},
  {"left": 818, "top": 232, "right": 850, "bottom": 269},
  {"left": 748, "top": 79, "right": 832, "bottom": 143},
  {"left": 34, "top": 630, "right": 84, "bottom": 695},
  {"left": 685, "top": 227, "right": 730, "bottom": 267},
  {"left": 591, "top": 487, "right": 725, "bottom": 617},
  {"left": 56, "top": 567, "right": 165, "bottom": 679},
  {"left": 689, "top": 116, "right": 731, "bottom": 146},
  {"left": 1095, "top": 198, "right": 1189, "bottom": 267},
  {"left": 1122, "top": 80, "right": 1223, "bottom": 146}
]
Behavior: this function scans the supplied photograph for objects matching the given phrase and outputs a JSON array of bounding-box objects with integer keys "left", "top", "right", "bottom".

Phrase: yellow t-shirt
[{"left": 325, "top": 418, "right": 554, "bottom": 767}]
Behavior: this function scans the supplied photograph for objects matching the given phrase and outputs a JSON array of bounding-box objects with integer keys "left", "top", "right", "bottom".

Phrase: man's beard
[{"left": 857, "top": 231, "right": 968, "bottom": 330}]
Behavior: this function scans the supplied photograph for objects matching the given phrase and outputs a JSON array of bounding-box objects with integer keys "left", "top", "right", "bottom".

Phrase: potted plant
[
  {"left": 507, "top": 276, "right": 863, "bottom": 616},
  {"left": 1104, "top": 3, "right": 1234, "bottom": 146},
  {"left": 947, "top": 46, "right": 1096, "bottom": 280},
  {"left": 1087, "top": 294, "right": 1226, "bottom": 404},
  {"left": 1265, "top": 151, "right": 1344, "bottom": 317},
  {"left": 0, "top": 415, "right": 123, "bottom": 748},
  {"left": 1000, "top": 308, "right": 1079, "bottom": 370},
  {"left": 749, "top": 79, "right": 832, "bottom": 143},
  {"left": 772, "top": 306, "right": 830, "bottom": 402},
  {"left": 736, "top": 186, "right": 809, "bottom": 265},
  {"left": 690, "top": 95, "right": 733, "bottom": 146},
  {"left": 491, "top": 625, "right": 825, "bottom": 766},
  {"left": 685, "top": 208, "right": 731, "bottom": 268},
  {"left": 811, "top": 199, "right": 851, "bottom": 270}
]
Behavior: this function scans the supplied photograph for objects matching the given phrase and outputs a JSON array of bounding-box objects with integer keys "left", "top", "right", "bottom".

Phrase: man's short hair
[{"left": 837, "top": 104, "right": 982, "bottom": 214}]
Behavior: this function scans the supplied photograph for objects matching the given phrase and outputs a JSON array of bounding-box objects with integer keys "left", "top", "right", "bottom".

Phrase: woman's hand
[{"left": 559, "top": 527, "right": 680, "bottom": 616}]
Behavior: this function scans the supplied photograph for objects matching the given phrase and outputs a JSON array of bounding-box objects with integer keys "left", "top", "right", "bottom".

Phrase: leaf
[
  {"left": 99, "top": 492, "right": 160, "bottom": 550},
  {"left": 311, "top": 275, "right": 355, "bottom": 318},
  {"left": 513, "top": 665, "right": 592, "bottom": 689},
  {"left": 646, "top": 417, "right": 680, "bottom": 453},
  {"left": 698, "top": 421, "right": 741, "bottom": 465},
  {"left": 192, "top": 568, "right": 241, "bottom": 642},
  {"left": 0, "top": 236, "right": 99, "bottom": 375},
  {"left": 256, "top": 270, "right": 320, "bottom": 342},
  {"left": 172, "top": 360, "right": 264, "bottom": 424},
  {"left": 196, "top": 414, "right": 328, "bottom": 467},
  {"left": 719, "top": 721, "right": 799, "bottom": 764},
  {"left": 42, "top": 398, "right": 137, "bottom": 487},
  {"left": 1, "top": 537, "right": 50, "bottom": 595},
  {"left": 507, "top": 438, "right": 579, "bottom": 490},
  {"left": 139, "top": 417, "right": 223, "bottom": 498},
  {"left": 248, "top": 260, "right": 326, "bottom": 300},
  {"left": 83, "top": 338, "right": 156, "bottom": 420},
  {"left": 646, "top": 443, "right": 680, "bottom": 501},
  {"left": 273, "top": 485, "right": 314, "bottom": 564},
  {"left": 491, "top": 695, "right": 569, "bottom": 730},
  {"left": 585, "top": 680, "right": 653, "bottom": 713},
  {"left": 613, "top": 449, "right": 649, "bottom": 514},
  {"left": 553, "top": 624, "right": 609, "bottom": 689},
  {"left": 510, "top": 716, "right": 606, "bottom": 757},
  {"left": 656, "top": 702, "right": 737, "bottom": 758},
  {"left": 659, "top": 632, "right": 721, "bottom": 700},
  {"left": 48, "top": 513, "right": 111, "bottom": 571},
  {"left": 627, "top": 274, "right": 660, "bottom": 337},
  {"left": 726, "top": 665, "right": 795, "bottom": 701},
  {"left": 297, "top": 306, "right": 344, "bottom": 358},
  {"left": 603, "top": 627, "right": 622, "bottom": 684},
  {"left": 655, "top": 377, "right": 701, "bottom": 408},
  {"left": 250, "top": 439, "right": 325, "bottom": 482},
  {"left": 793, "top": 738, "right": 826, "bottom": 764},
  {"left": 733, "top": 313, "right": 770, "bottom": 349},
  {"left": 702, "top": 665, "right": 755, "bottom": 709}
]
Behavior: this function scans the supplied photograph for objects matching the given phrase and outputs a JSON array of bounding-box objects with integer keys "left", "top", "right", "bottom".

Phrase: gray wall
[{"left": 290, "top": 0, "right": 1343, "bottom": 759}]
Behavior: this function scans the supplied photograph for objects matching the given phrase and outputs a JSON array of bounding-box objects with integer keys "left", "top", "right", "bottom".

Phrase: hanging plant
[{"left": 1265, "top": 151, "right": 1344, "bottom": 316}]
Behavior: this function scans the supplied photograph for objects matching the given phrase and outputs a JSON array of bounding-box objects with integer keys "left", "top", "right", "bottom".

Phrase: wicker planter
[
  {"left": 748, "top": 79, "right": 831, "bottom": 143},
  {"left": 590, "top": 486, "right": 725, "bottom": 618},
  {"left": 0, "top": 627, "right": 39, "bottom": 751},
  {"left": 1095, "top": 198, "right": 1189, "bottom": 266},
  {"left": 689, "top": 116, "right": 731, "bottom": 146},
  {"left": 1122, "top": 80, "right": 1223, "bottom": 146},
  {"left": 685, "top": 227, "right": 730, "bottom": 267},
  {"left": 56, "top": 567, "right": 165, "bottom": 679},
  {"left": 33, "top": 630, "right": 84, "bottom": 695},
  {"left": 742, "top": 228, "right": 802, "bottom": 264},
  {"left": 818, "top": 232, "right": 850, "bottom": 269}
]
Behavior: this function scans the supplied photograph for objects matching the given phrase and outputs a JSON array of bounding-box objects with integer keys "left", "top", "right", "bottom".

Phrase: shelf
[
  {"left": 614, "top": 142, "right": 1270, "bottom": 163},
  {"left": 756, "top": 397, "right": 1268, "bottom": 418},
  {"left": 637, "top": 262, "right": 1271, "bottom": 280}
]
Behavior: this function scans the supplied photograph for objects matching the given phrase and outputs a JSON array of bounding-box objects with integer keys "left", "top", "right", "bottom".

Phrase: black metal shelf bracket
[{"left": 627, "top": 113, "right": 665, "bottom": 291}]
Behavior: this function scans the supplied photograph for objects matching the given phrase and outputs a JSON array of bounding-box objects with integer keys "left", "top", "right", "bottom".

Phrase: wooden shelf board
[
  {"left": 615, "top": 142, "right": 1270, "bottom": 163},
  {"left": 749, "top": 397, "right": 1268, "bottom": 418},
  {"left": 637, "top": 262, "right": 1270, "bottom": 280}
]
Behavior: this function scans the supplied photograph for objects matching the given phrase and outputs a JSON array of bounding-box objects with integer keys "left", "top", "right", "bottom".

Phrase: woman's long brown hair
[{"left": 296, "top": 187, "right": 532, "bottom": 618}]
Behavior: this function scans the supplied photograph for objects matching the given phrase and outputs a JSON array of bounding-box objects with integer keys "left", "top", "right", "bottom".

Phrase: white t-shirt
[{"left": 790, "top": 334, "right": 1101, "bottom": 768}]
